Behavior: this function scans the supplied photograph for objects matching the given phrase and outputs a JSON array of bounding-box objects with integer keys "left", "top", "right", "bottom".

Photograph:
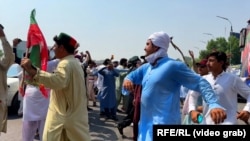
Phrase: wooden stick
[{"left": 170, "top": 37, "right": 189, "bottom": 66}]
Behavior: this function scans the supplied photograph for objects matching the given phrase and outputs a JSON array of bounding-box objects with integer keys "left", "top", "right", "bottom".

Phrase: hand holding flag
[{"left": 20, "top": 9, "right": 49, "bottom": 98}]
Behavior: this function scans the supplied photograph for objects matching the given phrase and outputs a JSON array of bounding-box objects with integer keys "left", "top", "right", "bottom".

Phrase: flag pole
[{"left": 19, "top": 48, "right": 30, "bottom": 96}]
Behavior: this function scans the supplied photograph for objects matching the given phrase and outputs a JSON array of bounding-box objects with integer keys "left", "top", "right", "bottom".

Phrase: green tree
[
  {"left": 199, "top": 50, "right": 210, "bottom": 60},
  {"left": 198, "top": 36, "right": 240, "bottom": 65},
  {"left": 184, "top": 56, "right": 198, "bottom": 68},
  {"left": 0, "top": 49, "right": 3, "bottom": 57},
  {"left": 229, "top": 36, "right": 241, "bottom": 65}
]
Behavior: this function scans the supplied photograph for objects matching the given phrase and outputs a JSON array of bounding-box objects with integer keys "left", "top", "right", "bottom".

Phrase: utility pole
[{"left": 217, "top": 16, "right": 233, "bottom": 65}]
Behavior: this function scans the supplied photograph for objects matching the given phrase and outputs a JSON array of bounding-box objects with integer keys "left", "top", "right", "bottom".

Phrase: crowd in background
[{"left": 1, "top": 25, "right": 250, "bottom": 141}]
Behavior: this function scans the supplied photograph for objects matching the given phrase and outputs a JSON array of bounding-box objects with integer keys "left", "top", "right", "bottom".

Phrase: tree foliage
[
  {"left": 198, "top": 36, "right": 241, "bottom": 65},
  {"left": 0, "top": 49, "right": 3, "bottom": 57}
]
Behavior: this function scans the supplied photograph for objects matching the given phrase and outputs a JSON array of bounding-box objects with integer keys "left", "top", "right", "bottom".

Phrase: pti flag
[{"left": 26, "top": 9, "right": 49, "bottom": 98}]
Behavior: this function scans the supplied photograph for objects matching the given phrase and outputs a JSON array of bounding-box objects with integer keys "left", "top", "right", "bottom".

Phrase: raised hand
[
  {"left": 189, "top": 50, "right": 194, "bottom": 58},
  {"left": 110, "top": 54, "right": 114, "bottom": 60}
]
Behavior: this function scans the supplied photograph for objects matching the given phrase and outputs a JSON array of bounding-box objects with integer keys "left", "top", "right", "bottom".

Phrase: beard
[{"left": 145, "top": 48, "right": 167, "bottom": 64}]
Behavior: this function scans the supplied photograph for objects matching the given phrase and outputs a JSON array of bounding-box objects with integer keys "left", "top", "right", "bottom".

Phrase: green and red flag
[{"left": 26, "top": 9, "right": 49, "bottom": 98}]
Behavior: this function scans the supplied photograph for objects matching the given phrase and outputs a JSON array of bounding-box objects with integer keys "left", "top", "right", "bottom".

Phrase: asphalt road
[
  {"left": 0, "top": 104, "right": 133, "bottom": 141},
  {"left": 0, "top": 102, "right": 247, "bottom": 141}
]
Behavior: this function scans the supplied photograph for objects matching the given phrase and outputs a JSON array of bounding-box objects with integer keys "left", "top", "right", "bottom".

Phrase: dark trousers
[
  {"left": 118, "top": 94, "right": 139, "bottom": 141},
  {"left": 104, "top": 107, "right": 116, "bottom": 117},
  {"left": 118, "top": 107, "right": 134, "bottom": 127}
]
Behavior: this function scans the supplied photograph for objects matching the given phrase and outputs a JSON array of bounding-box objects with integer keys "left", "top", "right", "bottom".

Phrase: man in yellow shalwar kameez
[{"left": 21, "top": 32, "right": 90, "bottom": 141}]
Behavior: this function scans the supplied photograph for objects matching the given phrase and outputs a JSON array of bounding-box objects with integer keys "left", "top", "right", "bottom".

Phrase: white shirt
[
  {"left": 95, "top": 74, "right": 104, "bottom": 91},
  {"left": 95, "top": 65, "right": 105, "bottom": 91},
  {"left": 180, "top": 85, "right": 189, "bottom": 98},
  {"left": 190, "top": 71, "right": 250, "bottom": 124},
  {"left": 23, "top": 59, "right": 59, "bottom": 121},
  {"left": 184, "top": 90, "right": 199, "bottom": 115}
]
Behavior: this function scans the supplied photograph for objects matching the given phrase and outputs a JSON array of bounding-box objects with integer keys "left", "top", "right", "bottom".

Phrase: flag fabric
[{"left": 26, "top": 9, "right": 49, "bottom": 98}]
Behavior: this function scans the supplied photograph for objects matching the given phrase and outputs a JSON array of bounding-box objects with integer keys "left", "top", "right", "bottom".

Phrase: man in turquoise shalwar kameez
[{"left": 123, "top": 31, "right": 227, "bottom": 141}]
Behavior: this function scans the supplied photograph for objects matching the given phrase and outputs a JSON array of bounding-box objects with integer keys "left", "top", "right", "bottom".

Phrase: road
[
  {"left": 0, "top": 102, "right": 247, "bottom": 141},
  {"left": 0, "top": 104, "right": 133, "bottom": 141}
]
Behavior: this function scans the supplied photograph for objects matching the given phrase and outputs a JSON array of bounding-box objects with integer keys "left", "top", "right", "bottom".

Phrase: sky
[{"left": 0, "top": 0, "right": 250, "bottom": 61}]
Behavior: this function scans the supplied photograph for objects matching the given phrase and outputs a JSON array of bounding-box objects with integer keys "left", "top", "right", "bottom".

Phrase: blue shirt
[{"left": 125, "top": 57, "right": 222, "bottom": 141}]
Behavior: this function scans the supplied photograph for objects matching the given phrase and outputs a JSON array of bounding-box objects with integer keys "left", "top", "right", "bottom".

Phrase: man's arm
[
  {"left": 21, "top": 58, "right": 70, "bottom": 89},
  {"left": 85, "top": 50, "right": 92, "bottom": 62},
  {"left": 188, "top": 50, "right": 198, "bottom": 73},
  {"left": 0, "top": 25, "right": 15, "bottom": 68}
]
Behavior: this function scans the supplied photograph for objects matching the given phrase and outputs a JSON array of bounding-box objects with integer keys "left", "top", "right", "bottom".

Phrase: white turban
[
  {"left": 148, "top": 31, "right": 170, "bottom": 52},
  {"left": 145, "top": 31, "right": 169, "bottom": 64}
]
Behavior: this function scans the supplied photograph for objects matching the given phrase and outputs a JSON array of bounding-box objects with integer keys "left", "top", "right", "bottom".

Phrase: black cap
[
  {"left": 140, "top": 56, "right": 145, "bottom": 59},
  {"left": 128, "top": 56, "right": 140, "bottom": 64}
]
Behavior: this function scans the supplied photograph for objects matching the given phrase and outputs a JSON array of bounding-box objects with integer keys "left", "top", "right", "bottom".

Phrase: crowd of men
[{"left": 0, "top": 24, "right": 250, "bottom": 141}]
